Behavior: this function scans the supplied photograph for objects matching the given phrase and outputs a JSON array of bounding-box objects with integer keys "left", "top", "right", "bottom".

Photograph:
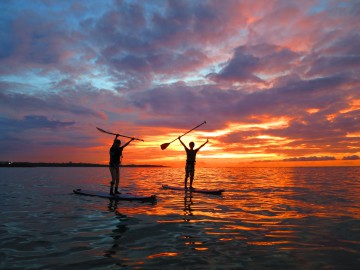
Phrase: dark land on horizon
[{"left": 0, "top": 162, "right": 166, "bottom": 168}]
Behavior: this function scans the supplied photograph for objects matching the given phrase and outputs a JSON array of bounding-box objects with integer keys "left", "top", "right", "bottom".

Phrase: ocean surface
[{"left": 0, "top": 166, "right": 359, "bottom": 270}]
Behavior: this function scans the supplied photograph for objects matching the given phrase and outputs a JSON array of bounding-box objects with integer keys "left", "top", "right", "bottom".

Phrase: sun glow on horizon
[{"left": 120, "top": 118, "right": 297, "bottom": 166}]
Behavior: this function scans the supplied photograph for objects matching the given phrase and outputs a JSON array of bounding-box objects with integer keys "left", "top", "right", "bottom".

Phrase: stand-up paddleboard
[
  {"left": 73, "top": 188, "right": 156, "bottom": 202},
  {"left": 162, "top": 184, "right": 224, "bottom": 195}
]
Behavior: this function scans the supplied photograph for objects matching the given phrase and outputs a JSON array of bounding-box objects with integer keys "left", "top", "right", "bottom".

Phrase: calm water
[{"left": 0, "top": 167, "right": 359, "bottom": 270}]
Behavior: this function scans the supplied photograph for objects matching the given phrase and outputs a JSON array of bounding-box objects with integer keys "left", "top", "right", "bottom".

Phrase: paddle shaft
[
  {"left": 169, "top": 121, "right": 206, "bottom": 144},
  {"left": 96, "top": 127, "right": 144, "bottom": 141}
]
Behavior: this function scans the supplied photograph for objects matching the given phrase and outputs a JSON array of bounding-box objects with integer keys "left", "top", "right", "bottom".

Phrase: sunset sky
[{"left": 0, "top": 0, "right": 359, "bottom": 167}]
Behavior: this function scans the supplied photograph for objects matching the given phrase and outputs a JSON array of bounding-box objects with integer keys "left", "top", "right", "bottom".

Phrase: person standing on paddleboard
[
  {"left": 178, "top": 136, "right": 209, "bottom": 189},
  {"left": 109, "top": 135, "right": 134, "bottom": 195}
]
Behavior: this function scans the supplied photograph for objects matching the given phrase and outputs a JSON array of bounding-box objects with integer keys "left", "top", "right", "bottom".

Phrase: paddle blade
[{"left": 160, "top": 143, "right": 170, "bottom": 150}]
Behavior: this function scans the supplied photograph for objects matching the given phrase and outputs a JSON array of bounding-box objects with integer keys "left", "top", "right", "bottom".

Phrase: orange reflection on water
[
  {"left": 194, "top": 247, "right": 209, "bottom": 251},
  {"left": 248, "top": 241, "right": 292, "bottom": 246},
  {"left": 78, "top": 166, "right": 360, "bottom": 257},
  {"left": 147, "top": 252, "right": 179, "bottom": 259}
]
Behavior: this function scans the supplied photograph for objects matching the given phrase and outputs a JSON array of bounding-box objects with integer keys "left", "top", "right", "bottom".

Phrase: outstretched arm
[
  {"left": 178, "top": 136, "right": 187, "bottom": 149},
  {"left": 196, "top": 139, "right": 209, "bottom": 151},
  {"left": 122, "top": 137, "right": 134, "bottom": 148}
]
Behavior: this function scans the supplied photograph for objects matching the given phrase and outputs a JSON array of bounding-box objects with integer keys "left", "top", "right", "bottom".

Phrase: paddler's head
[
  {"left": 114, "top": 139, "right": 121, "bottom": 147},
  {"left": 189, "top": 142, "right": 195, "bottom": 149}
]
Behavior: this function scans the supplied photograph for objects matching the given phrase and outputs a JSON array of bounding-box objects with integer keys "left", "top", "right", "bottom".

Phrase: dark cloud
[
  {"left": 283, "top": 156, "right": 336, "bottom": 162},
  {"left": 0, "top": 88, "right": 106, "bottom": 120},
  {"left": 342, "top": 155, "right": 360, "bottom": 160},
  {"left": 209, "top": 47, "right": 263, "bottom": 83},
  {"left": 0, "top": 115, "right": 74, "bottom": 156},
  {"left": 85, "top": 0, "right": 252, "bottom": 90},
  {"left": 209, "top": 44, "right": 300, "bottom": 83},
  {"left": 0, "top": 9, "right": 79, "bottom": 76},
  {"left": 307, "top": 55, "right": 360, "bottom": 77},
  {"left": 128, "top": 85, "right": 245, "bottom": 128},
  {"left": 0, "top": 115, "right": 74, "bottom": 132},
  {"left": 128, "top": 72, "right": 354, "bottom": 130}
]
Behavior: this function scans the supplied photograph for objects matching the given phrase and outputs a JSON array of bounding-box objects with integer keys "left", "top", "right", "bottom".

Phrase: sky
[{"left": 0, "top": 0, "right": 359, "bottom": 167}]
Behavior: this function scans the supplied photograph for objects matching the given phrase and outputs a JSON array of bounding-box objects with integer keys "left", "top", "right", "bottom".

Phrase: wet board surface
[
  {"left": 162, "top": 184, "right": 224, "bottom": 195},
  {"left": 73, "top": 188, "right": 156, "bottom": 201}
]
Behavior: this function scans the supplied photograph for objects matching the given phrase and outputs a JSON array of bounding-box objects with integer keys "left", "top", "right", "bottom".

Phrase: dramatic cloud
[
  {"left": 0, "top": 0, "right": 359, "bottom": 165},
  {"left": 343, "top": 155, "right": 360, "bottom": 161},
  {"left": 283, "top": 156, "right": 336, "bottom": 162},
  {"left": 0, "top": 115, "right": 74, "bottom": 131}
]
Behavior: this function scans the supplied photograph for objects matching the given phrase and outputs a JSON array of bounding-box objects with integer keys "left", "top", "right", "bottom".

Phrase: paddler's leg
[
  {"left": 189, "top": 165, "right": 195, "bottom": 189},
  {"left": 114, "top": 165, "right": 121, "bottom": 194},
  {"left": 184, "top": 164, "right": 190, "bottom": 189},
  {"left": 109, "top": 165, "right": 116, "bottom": 195}
]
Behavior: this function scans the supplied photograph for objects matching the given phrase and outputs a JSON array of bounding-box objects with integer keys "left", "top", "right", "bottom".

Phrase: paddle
[
  {"left": 96, "top": 127, "right": 144, "bottom": 141},
  {"left": 160, "top": 121, "right": 206, "bottom": 150}
]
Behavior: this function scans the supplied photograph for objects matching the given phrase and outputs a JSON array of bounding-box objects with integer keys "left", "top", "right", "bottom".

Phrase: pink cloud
[{"left": 0, "top": 0, "right": 359, "bottom": 163}]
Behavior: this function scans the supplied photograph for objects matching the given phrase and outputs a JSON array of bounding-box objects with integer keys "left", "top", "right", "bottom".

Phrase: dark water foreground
[{"left": 1, "top": 167, "right": 359, "bottom": 269}]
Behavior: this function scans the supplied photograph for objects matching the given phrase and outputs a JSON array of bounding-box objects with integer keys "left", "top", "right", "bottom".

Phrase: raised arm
[
  {"left": 122, "top": 138, "right": 134, "bottom": 148},
  {"left": 196, "top": 139, "right": 209, "bottom": 151},
  {"left": 178, "top": 136, "right": 188, "bottom": 149}
]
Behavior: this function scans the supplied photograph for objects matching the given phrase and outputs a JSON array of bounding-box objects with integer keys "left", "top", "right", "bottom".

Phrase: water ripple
[{"left": 0, "top": 167, "right": 359, "bottom": 269}]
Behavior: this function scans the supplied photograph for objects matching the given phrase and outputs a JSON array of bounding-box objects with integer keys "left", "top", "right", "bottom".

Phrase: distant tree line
[{"left": 0, "top": 162, "right": 165, "bottom": 168}]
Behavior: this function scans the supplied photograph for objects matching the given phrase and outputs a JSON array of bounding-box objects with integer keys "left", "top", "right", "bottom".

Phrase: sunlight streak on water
[{"left": 0, "top": 167, "right": 359, "bottom": 269}]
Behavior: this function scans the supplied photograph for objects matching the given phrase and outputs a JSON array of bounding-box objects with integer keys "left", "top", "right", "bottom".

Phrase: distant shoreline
[{"left": 0, "top": 162, "right": 166, "bottom": 168}]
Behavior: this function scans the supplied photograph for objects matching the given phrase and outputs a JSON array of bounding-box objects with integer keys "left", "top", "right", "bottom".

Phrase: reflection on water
[
  {"left": 183, "top": 191, "right": 194, "bottom": 222},
  {"left": 0, "top": 167, "right": 359, "bottom": 269},
  {"left": 104, "top": 199, "right": 129, "bottom": 264}
]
